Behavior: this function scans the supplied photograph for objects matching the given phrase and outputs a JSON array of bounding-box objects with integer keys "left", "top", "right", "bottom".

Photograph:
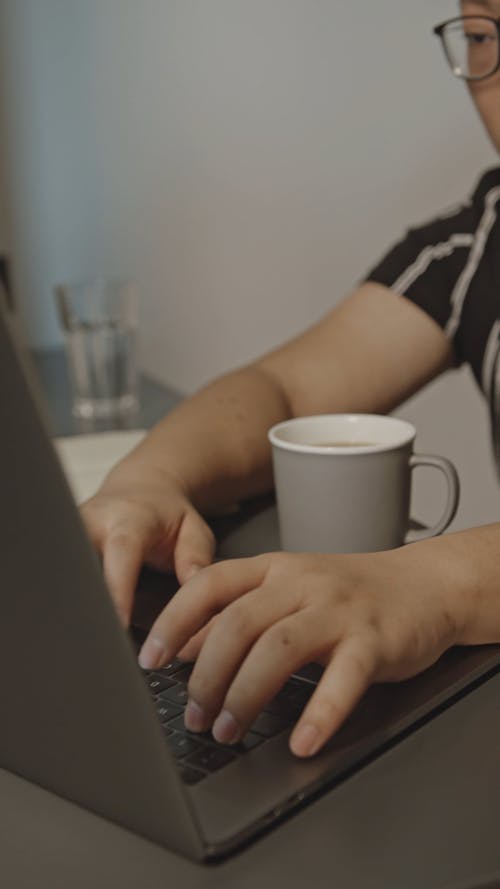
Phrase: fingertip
[
  {"left": 138, "top": 635, "right": 169, "bottom": 670},
  {"left": 212, "top": 709, "right": 241, "bottom": 745},
  {"left": 289, "top": 723, "right": 322, "bottom": 758}
]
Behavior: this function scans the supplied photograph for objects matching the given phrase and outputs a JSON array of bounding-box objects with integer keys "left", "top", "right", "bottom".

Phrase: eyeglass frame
[{"left": 433, "top": 15, "right": 500, "bottom": 82}]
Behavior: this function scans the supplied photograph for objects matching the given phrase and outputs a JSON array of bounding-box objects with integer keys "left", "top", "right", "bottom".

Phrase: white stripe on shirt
[
  {"left": 445, "top": 185, "right": 500, "bottom": 339},
  {"left": 482, "top": 318, "right": 500, "bottom": 397},
  {"left": 391, "top": 233, "right": 473, "bottom": 296}
]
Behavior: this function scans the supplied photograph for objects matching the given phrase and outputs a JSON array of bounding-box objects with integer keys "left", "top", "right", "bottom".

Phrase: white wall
[
  {"left": 1, "top": 0, "right": 500, "bottom": 530},
  {"left": 0, "top": 71, "right": 10, "bottom": 257}
]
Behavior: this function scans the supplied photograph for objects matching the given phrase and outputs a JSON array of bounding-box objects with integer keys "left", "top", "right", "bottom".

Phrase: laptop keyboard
[{"left": 142, "top": 659, "right": 316, "bottom": 785}]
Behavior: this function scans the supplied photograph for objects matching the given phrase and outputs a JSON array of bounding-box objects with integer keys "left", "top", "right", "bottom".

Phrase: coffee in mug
[{"left": 303, "top": 441, "right": 378, "bottom": 448}]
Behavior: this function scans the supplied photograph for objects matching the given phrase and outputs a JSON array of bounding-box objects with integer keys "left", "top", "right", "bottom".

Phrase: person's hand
[
  {"left": 80, "top": 464, "right": 216, "bottom": 626},
  {"left": 138, "top": 547, "right": 461, "bottom": 757}
]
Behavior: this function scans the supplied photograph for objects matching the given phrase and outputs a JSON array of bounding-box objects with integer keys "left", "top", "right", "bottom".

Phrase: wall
[
  {"left": 0, "top": 65, "right": 10, "bottom": 259},
  {"left": 1, "top": 0, "right": 499, "bottom": 531}
]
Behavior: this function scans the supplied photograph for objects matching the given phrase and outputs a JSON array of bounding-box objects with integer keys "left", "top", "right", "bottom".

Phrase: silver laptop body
[{"left": 2, "top": 302, "right": 500, "bottom": 861}]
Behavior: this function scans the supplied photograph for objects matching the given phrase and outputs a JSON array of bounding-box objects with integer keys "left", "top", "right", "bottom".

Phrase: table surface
[{"left": 4, "top": 350, "right": 500, "bottom": 889}]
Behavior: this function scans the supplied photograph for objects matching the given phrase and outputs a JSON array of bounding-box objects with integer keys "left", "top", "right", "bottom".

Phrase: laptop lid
[{"left": 0, "top": 303, "right": 205, "bottom": 859}]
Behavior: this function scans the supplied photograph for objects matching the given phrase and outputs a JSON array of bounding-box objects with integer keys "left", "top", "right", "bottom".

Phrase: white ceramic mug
[{"left": 268, "top": 414, "right": 460, "bottom": 554}]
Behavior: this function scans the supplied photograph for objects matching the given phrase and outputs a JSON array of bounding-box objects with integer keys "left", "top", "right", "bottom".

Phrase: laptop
[{"left": 2, "top": 300, "right": 500, "bottom": 861}]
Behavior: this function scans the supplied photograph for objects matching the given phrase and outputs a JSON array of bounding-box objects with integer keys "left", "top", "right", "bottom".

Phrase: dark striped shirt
[{"left": 366, "top": 166, "right": 500, "bottom": 403}]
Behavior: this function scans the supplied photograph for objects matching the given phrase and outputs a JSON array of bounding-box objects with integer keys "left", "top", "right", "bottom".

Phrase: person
[{"left": 82, "top": 4, "right": 500, "bottom": 759}]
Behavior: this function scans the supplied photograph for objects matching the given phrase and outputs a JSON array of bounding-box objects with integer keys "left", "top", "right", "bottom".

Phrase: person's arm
[
  {"left": 137, "top": 521, "right": 500, "bottom": 757},
  {"left": 82, "top": 281, "right": 454, "bottom": 619},
  {"left": 115, "top": 281, "right": 453, "bottom": 511}
]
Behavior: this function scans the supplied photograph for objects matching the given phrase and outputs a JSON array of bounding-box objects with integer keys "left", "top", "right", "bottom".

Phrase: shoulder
[
  {"left": 407, "top": 168, "right": 500, "bottom": 245},
  {"left": 365, "top": 167, "right": 500, "bottom": 293},
  {"left": 469, "top": 166, "right": 500, "bottom": 207}
]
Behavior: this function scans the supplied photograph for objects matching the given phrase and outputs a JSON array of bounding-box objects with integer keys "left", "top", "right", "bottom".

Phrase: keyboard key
[
  {"left": 166, "top": 714, "right": 227, "bottom": 744},
  {"left": 250, "top": 711, "right": 290, "bottom": 738},
  {"left": 167, "top": 732, "right": 203, "bottom": 759},
  {"left": 168, "top": 714, "right": 204, "bottom": 735},
  {"left": 180, "top": 765, "right": 206, "bottom": 785},
  {"left": 168, "top": 715, "right": 267, "bottom": 753},
  {"left": 146, "top": 673, "right": 176, "bottom": 695},
  {"left": 168, "top": 665, "right": 193, "bottom": 683},
  {"left": 265, "top": 681, "right": 314, "bottom": 717},
  {"left": 157, "top": 659, "right": 191, "bottom": 678},
  {"left": 282, "top": 676, "right": 315, "bottom": 697},
  {"left": 158, "top": 683, "right": 190, "bottom": 707},
  {"left": 234, "top": 731, "right": 265, "bottom": 753},
  {"left": 263, "top": 697, "right": 294, "bottom": 718},
  {"left": 186, "top": 745, "right": 236, "bottom": 773},
  {"left": 155, "top": 700, "right": 183, "bottom": 724},
  {"left": 294, "top": 663, "right": 324, "bottom": 683}
]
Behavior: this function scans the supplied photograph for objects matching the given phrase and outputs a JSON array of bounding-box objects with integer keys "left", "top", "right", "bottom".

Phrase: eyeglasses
[{"left": 434, "top": 15, "right": 500, "bottom": 81}]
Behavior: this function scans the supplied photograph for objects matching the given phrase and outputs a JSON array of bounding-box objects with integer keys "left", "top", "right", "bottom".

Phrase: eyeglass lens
[{"left": 441, "top": 17, "right": 499, "bottom": 80}]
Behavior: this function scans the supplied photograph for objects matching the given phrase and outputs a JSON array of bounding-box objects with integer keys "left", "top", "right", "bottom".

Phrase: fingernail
[
  {"left": 184, "top": 699, "right": 208, "bottom": 733},
  {"left": 138, "top": 636, "right": 168, "bottom": 670},
  {"left": 212, "top": 709, "right": 240, "bottom": 745},
  {"left": 290, "top": 723, "right": 321, "bottom": 758}
]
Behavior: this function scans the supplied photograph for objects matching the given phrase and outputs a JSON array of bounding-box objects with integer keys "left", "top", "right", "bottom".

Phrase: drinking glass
[{"left": 55, "top": 278, "right": 139, "bottom": 420}]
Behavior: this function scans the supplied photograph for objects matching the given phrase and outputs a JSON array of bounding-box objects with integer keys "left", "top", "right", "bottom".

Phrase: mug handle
[{"left": 404, "top": 454, "right": 460, "bottom": 544}]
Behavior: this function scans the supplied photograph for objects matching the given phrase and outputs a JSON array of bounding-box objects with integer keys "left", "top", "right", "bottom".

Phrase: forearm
[
  {"left": 395, "top": 523, "right": 500, "bottom": 647},
  {"left": 101, "top": 283, "right": 453, "bottom": 514},
  {"left": 106, "top": 364, "right": 293, "bottom": 512}
]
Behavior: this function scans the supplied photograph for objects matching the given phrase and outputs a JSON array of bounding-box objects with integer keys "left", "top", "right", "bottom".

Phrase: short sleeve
[{"left": 365, "top": 205, "right": 477, "bottom": 364}]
